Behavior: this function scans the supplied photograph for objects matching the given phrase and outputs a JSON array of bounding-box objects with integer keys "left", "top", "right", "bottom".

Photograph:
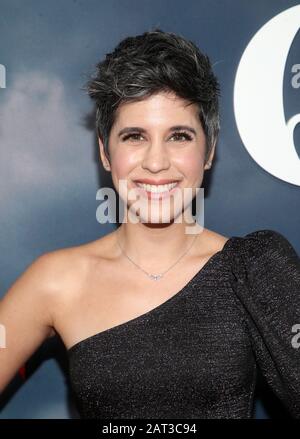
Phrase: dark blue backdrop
[{"left": 0, "top": 0, "right": 299, "bottom": 419}]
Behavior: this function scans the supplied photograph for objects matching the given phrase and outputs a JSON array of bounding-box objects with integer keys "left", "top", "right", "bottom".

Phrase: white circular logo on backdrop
[{"left": 234, "top": 5, "right": 300, "bottom": 186}]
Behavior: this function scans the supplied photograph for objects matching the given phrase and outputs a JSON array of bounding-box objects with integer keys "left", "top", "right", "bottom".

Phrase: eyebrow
[{"left": 117, "top": 125, "right": 197, "bottom": 137}]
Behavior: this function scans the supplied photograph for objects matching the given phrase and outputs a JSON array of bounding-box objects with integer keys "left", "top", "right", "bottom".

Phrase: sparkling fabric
[{"left": 67, "top": 229, "right": 300, "bottom": 419}]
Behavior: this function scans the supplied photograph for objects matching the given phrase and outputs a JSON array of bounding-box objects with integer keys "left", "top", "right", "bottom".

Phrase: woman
[{"left": 0, "top": 29, "right": 299, "bottom": 419}]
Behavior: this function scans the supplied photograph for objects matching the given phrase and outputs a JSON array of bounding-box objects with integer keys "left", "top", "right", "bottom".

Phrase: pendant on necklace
[{"left": 149, "top": 274, "right": 163, "bottom": 281}]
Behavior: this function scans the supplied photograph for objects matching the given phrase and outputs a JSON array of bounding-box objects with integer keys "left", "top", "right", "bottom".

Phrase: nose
[{"left": 141, "top": 137, "right": 171, "bottom": 173}]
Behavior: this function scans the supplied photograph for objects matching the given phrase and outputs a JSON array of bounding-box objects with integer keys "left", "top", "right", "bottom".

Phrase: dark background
[{"left": 0, "top": 0, "right": 299, "bottom": 418}]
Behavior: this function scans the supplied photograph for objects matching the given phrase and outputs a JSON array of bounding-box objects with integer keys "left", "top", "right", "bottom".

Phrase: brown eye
[
  {"left": 122, "top": 133, "right": 143, "bottom": 142},
  {"left": 170, "top": 132, "right": 193, "bottom": 142}
]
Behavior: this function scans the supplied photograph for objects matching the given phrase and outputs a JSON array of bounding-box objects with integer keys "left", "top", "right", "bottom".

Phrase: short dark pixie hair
[{"left": 85, "top": 28, "right": 221, "bottom": 164}]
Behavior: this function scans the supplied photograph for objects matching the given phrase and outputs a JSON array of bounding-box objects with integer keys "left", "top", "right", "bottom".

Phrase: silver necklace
[{"left": 116, "top": 226, "right": 200, "bottom": 281}]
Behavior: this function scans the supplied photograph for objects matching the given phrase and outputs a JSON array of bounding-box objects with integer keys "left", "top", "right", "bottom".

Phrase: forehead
[{"left": 113, "top": 91, "right": 200, "bottom": 128}]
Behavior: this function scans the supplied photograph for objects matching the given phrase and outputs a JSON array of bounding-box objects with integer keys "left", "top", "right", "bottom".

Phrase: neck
[{"left": 115, "top": 212, "right": 204, "bottom": 272}]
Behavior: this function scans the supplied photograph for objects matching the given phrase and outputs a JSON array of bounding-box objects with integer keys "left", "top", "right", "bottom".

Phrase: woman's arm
[
  {"left": 0, "top": 253, "right": 57, "bottom": 393},
  {"left": 228, "top": 229, "right": 300, "bottom": 417}
]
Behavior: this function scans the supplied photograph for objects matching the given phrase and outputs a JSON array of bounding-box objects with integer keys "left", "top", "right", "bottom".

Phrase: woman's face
[{"left": 99, "top": 91, "right": 214, "bottom": 225}]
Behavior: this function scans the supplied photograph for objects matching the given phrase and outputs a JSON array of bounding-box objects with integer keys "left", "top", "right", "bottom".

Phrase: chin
[{"left": 127, "top": 202, "right": 187, "bottom": 226}]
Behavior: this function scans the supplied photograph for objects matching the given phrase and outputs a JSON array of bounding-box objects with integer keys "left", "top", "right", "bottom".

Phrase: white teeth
[{"left": 136, "top": 182, "right": 178, "bottom": 193}]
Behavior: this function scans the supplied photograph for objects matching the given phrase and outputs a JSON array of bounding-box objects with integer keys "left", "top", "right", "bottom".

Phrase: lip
[{"left": 132, "top": 180, "right": 180, "bottom": 200}]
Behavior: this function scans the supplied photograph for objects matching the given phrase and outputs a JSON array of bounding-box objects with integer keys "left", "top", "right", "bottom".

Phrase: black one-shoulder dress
[{"left": 67, "top": 229, "right": 300, "bottom": 418}]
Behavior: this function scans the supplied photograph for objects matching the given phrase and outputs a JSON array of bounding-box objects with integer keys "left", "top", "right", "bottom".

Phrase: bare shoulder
[
  {"left": 25, "top": 234, "right": 113, "bottom": 337},
  {"left": 199, "top": 228, "right": 230, "bottom": 254},
  {"left": 38, "top": 233, "right": 113, "bottom": 280}
]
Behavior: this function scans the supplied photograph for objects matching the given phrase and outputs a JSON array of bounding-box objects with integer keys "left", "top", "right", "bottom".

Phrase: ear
[
  {"left": 98, "top": 137, "right": 111, "bottom": 171},
  {"left": 204, "top": 139, "right": 216, "bottom": 170}
]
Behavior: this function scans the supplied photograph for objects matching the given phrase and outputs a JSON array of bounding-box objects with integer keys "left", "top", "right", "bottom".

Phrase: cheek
[
  {"left": 110, "top": 150, "right": 136, "bottom": 179},
  {"left": 176, "top": 149, "right": 204, "bottom": 179}
]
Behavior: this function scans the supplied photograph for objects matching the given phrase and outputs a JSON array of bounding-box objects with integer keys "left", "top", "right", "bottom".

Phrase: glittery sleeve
[{"left": 228, "top": 229, "right": 300, "bottom": 417}]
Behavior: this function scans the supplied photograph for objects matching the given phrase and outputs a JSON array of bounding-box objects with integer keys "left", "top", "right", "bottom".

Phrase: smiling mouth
[{"left": 132, "top": 181, "right": 180, "bottom": 199}]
